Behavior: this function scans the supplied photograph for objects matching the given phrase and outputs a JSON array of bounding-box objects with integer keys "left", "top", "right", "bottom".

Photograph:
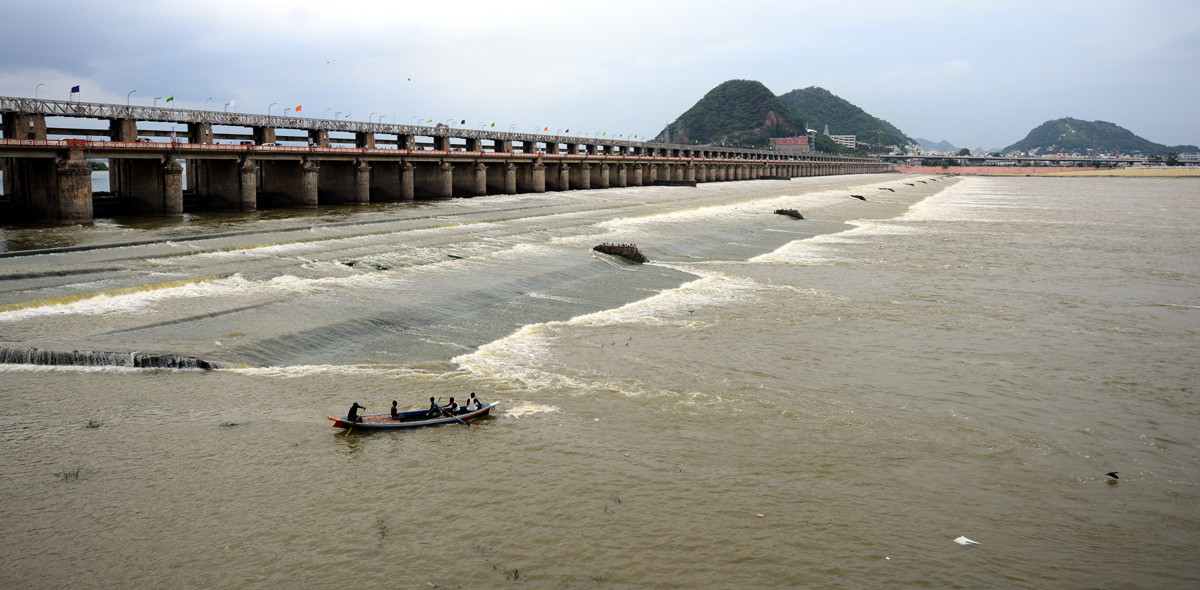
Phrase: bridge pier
[
  {"left": 115, "top": 156, "right": 183, "bottom": 216},
  {"left": 317, "top": 160, "right": 369, "bottom": 204},
  {"left": 570, "top": 163, "right": 591, "bottom": 190},
  {"left": 449, "top": 162, "right": 486, "bottom": 197},
  {"left": 597, "top": 163, "right": 611, "bottom": 188},
  {"left": 412, "top": 161, "right": 453, "bottom": 199},
  {"left": 616, "top": 164, "right": 628, "bottom": 188},
  {"left": 504, "top": 163, "right": 517, "bottom": 194},
  {"left": 194, "top": 157, "right": 256, "bottom": 211},
  {"left": 515, "top": 160, "right": 545, "bottom": 193},
  {"left": 1, "top": 144, "right": 93, "bottom": 224},
  {"left": 260, "top": 160, "right": 319, "bottom": 208},
  {"left": 369, "top": 161, "right": 403, "bottom": 202}
]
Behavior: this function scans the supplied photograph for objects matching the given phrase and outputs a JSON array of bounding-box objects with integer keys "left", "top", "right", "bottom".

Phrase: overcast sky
[{"left": 2, "top": 1, "right": 1196, "bottom": 149}]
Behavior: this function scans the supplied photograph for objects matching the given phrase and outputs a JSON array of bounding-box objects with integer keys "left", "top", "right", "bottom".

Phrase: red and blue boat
[{"left": 328, "top": 402, "right": 497, "bottom": 430}]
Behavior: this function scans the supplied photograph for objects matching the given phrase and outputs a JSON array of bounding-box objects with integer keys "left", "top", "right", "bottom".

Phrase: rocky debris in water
[
  {"left": 849, "top": 194, "right": 866, "bottom": 201},
  {"left": 878, "top": 187, "right": 895, "bottom": 192},
  {"left": 0, "top": 346, "right": 222, "bottom": 370},
  {"left": 774, "top": 209, "right": 805, "bottom": 219},
  {"left": 593, "top": 243, "right": 648, "bottom": 264}
]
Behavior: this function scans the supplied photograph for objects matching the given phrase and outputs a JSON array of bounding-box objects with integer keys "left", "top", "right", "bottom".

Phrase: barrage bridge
[{"left": 1, "top": 96, "right": 890, "bottom": 224}]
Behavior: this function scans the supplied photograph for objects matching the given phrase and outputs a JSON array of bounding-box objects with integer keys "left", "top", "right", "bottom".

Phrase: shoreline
[{"left": 894, "top": 165, "right": 1200, "bottom": 177}]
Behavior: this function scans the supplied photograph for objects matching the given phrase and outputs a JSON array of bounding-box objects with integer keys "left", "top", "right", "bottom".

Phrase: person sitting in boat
[
  {"left": 347, "top": 402, "right": 365, "bottom": 423},
  {"left": 465, "top": 392, "right": 482, "bottom": 411},
  {"left": 390, "top": 400, "right": 401, "bottom": 420},
  {"left": 445, "top": 397, "right": 460, "bottom": 415},
  {"left": 426, "top": 396, "right": 443, "bottom": 418}
]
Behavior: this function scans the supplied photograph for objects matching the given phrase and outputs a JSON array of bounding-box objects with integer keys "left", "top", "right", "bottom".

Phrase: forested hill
[
  {"left": 777, "top": 86, "right": 911, "bottom": 148},
  {"left": 659, "top": 80, "right": 805, "bottom": 148},
  {"left": 1003, "top": 118, "right": 1197, "bottom": 155}
]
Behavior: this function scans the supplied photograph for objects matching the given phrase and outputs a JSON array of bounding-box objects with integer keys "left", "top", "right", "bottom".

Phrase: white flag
[{"left": 229, "top": 100, "right": 236, "bottom": 107}]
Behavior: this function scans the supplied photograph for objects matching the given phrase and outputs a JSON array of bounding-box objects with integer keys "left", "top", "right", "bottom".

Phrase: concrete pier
[
  {"left": 260, "top": 160, "right": 319, "bottom": 208},
  {"left": 194, "top": 158, "right": 256, "bottom": 211}
]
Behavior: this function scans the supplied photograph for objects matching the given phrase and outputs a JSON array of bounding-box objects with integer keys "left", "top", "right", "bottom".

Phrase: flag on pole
[
  {"left": 70, "top": 85, "right": 80, "bottom": 93},
  {"left": 490, "top": 122, "right": 495, "bottom": 127},
  {"left": 543, "top": 127, "right": 548, "bottom": 131},
  {"left": 166, "top": 96, "right": 174, "bottom": 102},
  {"left": 565, "top": 129, "right": 569, "bottom": 133},
  {"left": 295, "top": 105, "right": 302, "bottom": 112},
  {"left": 460, "top": 119, "right": 465, "bottom": 124},
  {"left": 427, "top": 119, "right": 433, "bottom": 123},
  {"left": 229, "top": 100, "right": 236, "bottom": 107}
]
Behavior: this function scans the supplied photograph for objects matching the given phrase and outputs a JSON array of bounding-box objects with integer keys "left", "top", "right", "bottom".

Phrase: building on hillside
[
  {"left": 770, "top": 136, "right": 811, "bottom": 153},
  {"left": 821, "top": 124, "right": 856, "bottom": 149},
  {"left": 1179, "top": 153, "right": 1200, "bottom": 162}
]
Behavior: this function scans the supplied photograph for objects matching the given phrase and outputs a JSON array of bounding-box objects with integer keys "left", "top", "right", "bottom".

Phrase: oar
[{"left": 437, "top": 397, "right": 470, "bottom": 428}]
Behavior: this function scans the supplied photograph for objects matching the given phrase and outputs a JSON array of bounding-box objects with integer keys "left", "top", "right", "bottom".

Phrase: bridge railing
[{"left": 1, "top": 97, "right": 881, "bottom": 164}]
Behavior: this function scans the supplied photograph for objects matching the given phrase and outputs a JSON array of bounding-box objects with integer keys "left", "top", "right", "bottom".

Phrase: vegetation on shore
[
  {"left": 777, "top": 86, "right": 911, "bottom": 149},
  {"left": 658, "top": 80, "right": 805, "bottom": 149},
  {"left": 1003, "top": 118, "right": 1197, "bottom": 156}
]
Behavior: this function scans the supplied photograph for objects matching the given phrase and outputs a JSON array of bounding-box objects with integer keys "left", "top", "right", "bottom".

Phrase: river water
[{"left": 0, "top": 175, "right": 1197, "bottom": 588}]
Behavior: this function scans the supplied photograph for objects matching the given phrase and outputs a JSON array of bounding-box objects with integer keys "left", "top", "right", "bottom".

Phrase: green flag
[
  {"left": 490, "top": 122, "right": 495, "bottom": 127},
  {"left": 427, "top": 119, "right": 432, "bottom": 123},
  {"left": 166, "top": 96, "right": 174, "bottom": 102}
]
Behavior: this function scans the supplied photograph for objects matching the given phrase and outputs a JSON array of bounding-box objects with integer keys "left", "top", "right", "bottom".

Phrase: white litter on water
[{"left": 954, "top": 536, "right": 980, "bottom": 546}]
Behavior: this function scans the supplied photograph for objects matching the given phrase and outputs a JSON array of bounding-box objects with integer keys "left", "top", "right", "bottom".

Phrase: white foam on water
[
  {"left": 0, "top": 271, "right": 409, "bottom": 321},
  {"left": 503, "top": 403, "right": 560, "bottom": 418},
  {"left": 0, "top": 363, "right": 146, "bottom": 374},
  {"left": 231, "top": 364, "right": 432, "bottom": 379},
  {"left": 749, "top": 220, "right": 874, "bottom": 265},
  {"left": 453, "top": 268, "right": 769, "bottom": 393},
  {"left": 596, "top": 186, "right": 867, "bottom": 232}
]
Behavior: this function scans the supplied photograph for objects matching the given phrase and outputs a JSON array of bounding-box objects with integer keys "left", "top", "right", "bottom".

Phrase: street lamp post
[
  {"left": 335, "top": 112, "right": 341, "bottom": 119},
  {"left": 378, "top": 115, "right": 387, "bottom": 124},
  {"left": 127, "top": 90, "right": 137, "bottom": 106},
  {"left": 510, "top": 124, "right": 517, "bottom": 132},
  {"left": 35, "top": 83, "right": 43, "bottom": 99},
  {"left": 269, "top": 102, "right": 277, "bottom": 117},
  {"left": 205, "top": 97, "right": 213, "bottom": 110},
  {"left": 323, "top": 108, "right": 331, "bottom": 118},
  {"left": 411, "top": 116, "right": 420, "bottom": 125},
  {"left": 154, "top": 97, "right": 162, "bottom": 107},
  {"left": 369, "top": 112, "right": 377, "bottom": 124}
]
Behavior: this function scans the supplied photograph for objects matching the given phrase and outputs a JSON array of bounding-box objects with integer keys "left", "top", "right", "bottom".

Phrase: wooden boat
[{"left": 328, "top": 402, "right": 497, "bottom": 430}]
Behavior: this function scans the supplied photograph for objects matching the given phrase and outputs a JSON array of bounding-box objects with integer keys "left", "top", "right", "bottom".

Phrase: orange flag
[
  {"left": 544, "top": 127, "right": 548, "bottom": 131},
  {"left": 295, "top": 105, "right": 302, "bottom": 112}
]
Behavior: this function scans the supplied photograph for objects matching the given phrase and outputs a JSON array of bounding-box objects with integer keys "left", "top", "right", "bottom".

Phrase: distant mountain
[
  {"left": 1003, "top": 118, "right": 1197, "bottom": 155},
  {"left": 659, "top": 80, "right": 805, "bottom": 148},
  {"left": 777, "top": 87, "right": 911, "bottom": 148},
  {"left": 914, "top": 138, "right": 958, "bottom": 152}
]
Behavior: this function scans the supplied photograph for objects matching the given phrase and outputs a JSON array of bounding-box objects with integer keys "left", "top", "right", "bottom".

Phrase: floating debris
[
  {"left": 774, "top": 209, "right": 805, "bottom": 219},
  {"left": 878, "top": 187, "right": 895, "bottom": 192},
  {"left": 1106, "top": 472, "right": 1119, "bottom": 480},
  {"left": 849, "top": 194, "right": 866, "bottom": 201},
  {"left": 904, "top": 182, "right": 915, "bottom": 186},
  {"left": 593, "top": 243, "right": 648, "bottom": 264},
  {"left": 954, "top": 536, "right": 980, "bottom": 546}
]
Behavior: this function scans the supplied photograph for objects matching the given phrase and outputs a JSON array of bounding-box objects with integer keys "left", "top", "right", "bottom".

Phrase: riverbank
[{"left": 895, "top": 165, "right": 1200, "bottom": 177}]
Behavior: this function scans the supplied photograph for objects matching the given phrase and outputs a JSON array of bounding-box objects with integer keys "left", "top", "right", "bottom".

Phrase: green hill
[
  {"left": 777, "top": 86, "right": 911, "bottom": 149},
  {"left": 1003, "top": 118, "right": 1197, "bottom": 156},
  {"left": 659, "top": 80, "right": 805, "bottom": 149}
]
